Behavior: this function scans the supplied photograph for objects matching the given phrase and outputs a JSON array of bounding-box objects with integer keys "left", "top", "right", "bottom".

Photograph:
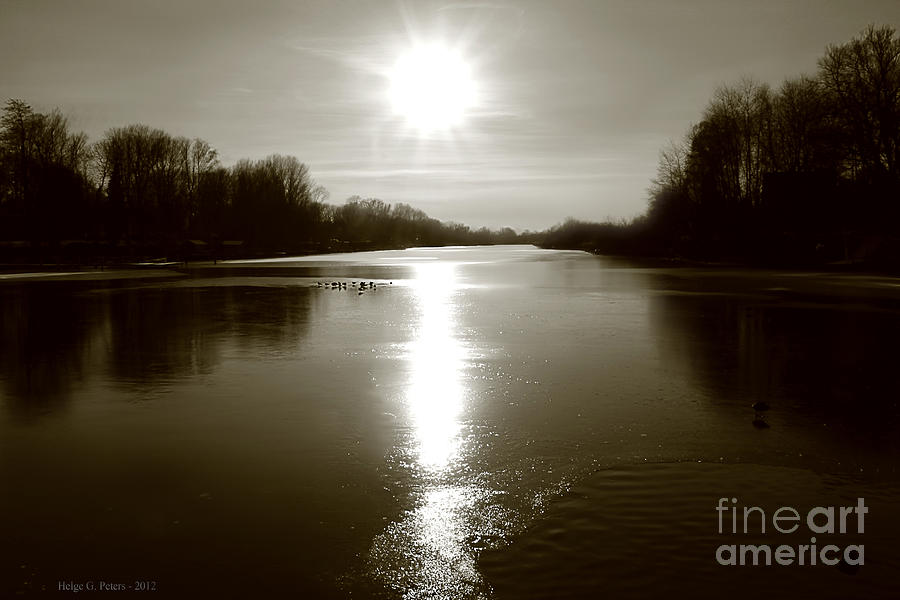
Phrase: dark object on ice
[{"left": 751, "top": 400, "right": 770, "bottom": 428}]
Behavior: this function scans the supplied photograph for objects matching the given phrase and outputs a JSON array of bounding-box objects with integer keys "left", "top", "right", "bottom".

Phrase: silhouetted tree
[
  {"left": 558, "top": 25, "right": 900, "bottom": 266},
  {"left": 766, "top": 77, "right": 839, "bottom": 174},
  {"left": 2, "top": 99, "right": 527, "bottom": 260},
  {"left": 96, "top": 125, "right": 190, "bottom": 246},
  {"left": 818, "top": 25, "right": 900, "bottom": 183},
  {"left": 0, "top": 100, "right": 92, "bottom": 245}
]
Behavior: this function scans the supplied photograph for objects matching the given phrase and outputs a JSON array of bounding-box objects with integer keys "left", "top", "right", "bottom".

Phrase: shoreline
[
  {"left": 540, "top": 246, "right": 900, "bottom": 277},
  {"left": 4, "top": 243, "right": 900, "bottom": 280}
]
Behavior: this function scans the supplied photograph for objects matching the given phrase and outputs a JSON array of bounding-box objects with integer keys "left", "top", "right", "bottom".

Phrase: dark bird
[{"left": 751, "top": 401, "right": 770, "bottom": 412}]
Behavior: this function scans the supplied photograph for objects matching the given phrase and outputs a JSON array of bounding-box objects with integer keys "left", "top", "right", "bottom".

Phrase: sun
[{"left": 388, "top": 44, "right": 476, "bottom": 132}]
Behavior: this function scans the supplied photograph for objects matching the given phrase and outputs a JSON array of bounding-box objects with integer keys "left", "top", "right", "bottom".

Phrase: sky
[{"left": 2, "top": 0, "right": 899, "bottom": 231}]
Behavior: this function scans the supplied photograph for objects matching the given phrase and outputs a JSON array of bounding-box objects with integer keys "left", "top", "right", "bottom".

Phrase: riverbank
[{"left": 537, "top": 240, "right": 900, "bottom": 276}]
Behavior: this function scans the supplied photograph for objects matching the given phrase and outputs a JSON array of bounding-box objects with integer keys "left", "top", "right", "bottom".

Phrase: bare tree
[
  {"left": 767, "top": 76, "right": 836, "bottom": 173},
  {"left": 818, "top": 25, "right": 900, "bottom": 181}
]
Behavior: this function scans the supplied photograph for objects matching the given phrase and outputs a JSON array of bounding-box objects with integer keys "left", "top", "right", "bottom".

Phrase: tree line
[
  {"left": 6, "top": 25, "right": 898, "bottom": 267},
  {"left": 0, "top": 102, "right": 525, "bottom": 262},
  {"left": 545, "top": 25, "right": 900, "bottom": 267}
]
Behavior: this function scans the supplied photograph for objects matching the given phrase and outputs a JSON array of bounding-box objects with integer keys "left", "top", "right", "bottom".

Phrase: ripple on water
[{"left": 479, "top": 462, "right": 900, "bottom": 600}]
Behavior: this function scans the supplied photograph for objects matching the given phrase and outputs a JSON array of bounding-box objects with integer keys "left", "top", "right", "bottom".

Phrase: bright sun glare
[{"left": 388, "top": 44, "right": 476, "bottom": 132}]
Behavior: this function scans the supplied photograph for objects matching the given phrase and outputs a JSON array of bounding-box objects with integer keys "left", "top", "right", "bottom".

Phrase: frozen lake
[{"left": 2, "top": 245, "right": 899, "bottom": 598}]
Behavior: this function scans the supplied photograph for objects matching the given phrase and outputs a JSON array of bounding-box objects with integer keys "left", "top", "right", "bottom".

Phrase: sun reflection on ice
[
  {"left": 368, "top": 482, "right": 505, "bottom": 600},
  {"left": 366, "top": 262, "right": 498, "bottom": 599},
  {"left": 406, "top": 262, "right": 466, "bottom": 470}
]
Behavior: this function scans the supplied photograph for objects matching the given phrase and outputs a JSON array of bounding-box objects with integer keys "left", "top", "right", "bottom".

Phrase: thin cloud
[{"left": 287, "top": 35, "right": 396, "bottom": 74}]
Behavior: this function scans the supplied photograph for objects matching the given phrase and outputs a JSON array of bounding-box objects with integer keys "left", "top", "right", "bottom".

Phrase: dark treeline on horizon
[
  {"left": 3, "top": 25, "right": 899, "bottom": 267},
  {"left": 545, "top": 25, "right": 900, "bottom": 267},
  {"left": 0, "top": 103, "right": 528, "bottom": 263}
]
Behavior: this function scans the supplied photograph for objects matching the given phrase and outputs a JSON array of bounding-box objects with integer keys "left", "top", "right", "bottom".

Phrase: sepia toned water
[{"left": 1, "top": 245, "right": 899, "bottom": 598}]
